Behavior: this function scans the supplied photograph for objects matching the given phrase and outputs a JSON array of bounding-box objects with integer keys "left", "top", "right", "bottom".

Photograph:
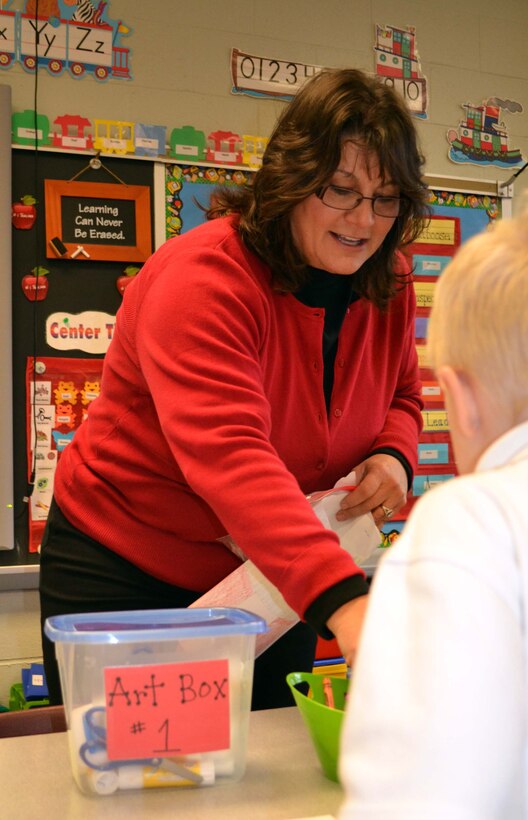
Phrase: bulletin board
[
  {"left": 165, "top": 163, "right": 252, "bottom": 238},
  {"left": 385, "top": 174, "right": 510, "bottom": 536},
  {"left": 3, "top": 149, "right": 155, "bottom": 568},
  {"left": 25, "top": 356, "right": 104, "bottom": 553}
]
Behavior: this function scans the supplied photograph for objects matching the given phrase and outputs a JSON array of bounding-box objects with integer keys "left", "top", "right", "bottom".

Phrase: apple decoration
[
  {"left": 12, "top": 195, "right": 37, "bottom": 230},
  {"left": 22, "top": 266, "right": 50, "bottom": 301},
  {"left": 116, "top": 265, "right": 140, "bottom": 296}
]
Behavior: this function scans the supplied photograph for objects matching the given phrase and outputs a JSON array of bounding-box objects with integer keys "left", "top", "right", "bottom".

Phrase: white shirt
[{"left": 339, "top": 421, "right": 528, "bottom": 820}]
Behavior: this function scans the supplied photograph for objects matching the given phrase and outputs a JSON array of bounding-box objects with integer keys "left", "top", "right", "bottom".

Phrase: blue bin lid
[{"left": 44, "top": 607, "right": 268, "bottom": 644}]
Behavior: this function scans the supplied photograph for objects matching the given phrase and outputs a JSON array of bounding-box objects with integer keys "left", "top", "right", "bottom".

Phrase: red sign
[{"left": 104, "top": 659, "right": 230, "bottom": 761}]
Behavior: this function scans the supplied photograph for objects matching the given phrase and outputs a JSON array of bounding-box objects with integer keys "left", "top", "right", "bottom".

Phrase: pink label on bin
[{"left": 104, "top": 659, "right": 230, "bottom": 761}]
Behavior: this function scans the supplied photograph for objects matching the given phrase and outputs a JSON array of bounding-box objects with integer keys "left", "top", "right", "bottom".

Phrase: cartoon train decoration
[
  {"left": 3, "top": 4, "right": 268, "bottom": 167},
  {"left": 11, "top": 109, "right": 269, "bottom": 168},
  {"left": 0, "top": 7, "right": 130, "bottom": 81}
]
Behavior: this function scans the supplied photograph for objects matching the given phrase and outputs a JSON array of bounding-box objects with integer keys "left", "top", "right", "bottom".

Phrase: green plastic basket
[{"left": 286, "top": 671, "right": 348, "bottom": 782}]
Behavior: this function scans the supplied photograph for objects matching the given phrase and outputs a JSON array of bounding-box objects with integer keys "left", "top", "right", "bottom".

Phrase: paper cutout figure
[
  {"left": 12, "top": 110, "right": 51, "bottom": 146},
  {"left": 241, "top": 135, "right": 269, "bottom": 169},
  {"left": 116, "top": 266, "right": 140, "bottom": 296},
  {"left": 134, "top": 123, "right": 167, "bottom": 157},
  {"left": 374, "top": 23, "right": 428, "bottom": 117},
  {"left": 12, "top": 195, "right": 37, "bottom": 229},
  {"left": 55, "top": 403, "right": 76, "bottom": 429},
  {"left": 25, "top": 1, "right": 59, "bottom": 14},
  {"left": 169, "top": 126, "right": 207, "bottom": 162},
  {"left": 65, "top": 0, "right": 107, "bottom": 25},
  {"left": 52, "top": 114, "right": 93, "bottom": 150},
  {"left": 206, "top": 130, "right": 243, "bottom": 165},
  {"left": 447, "top": 98, "right": 524, "bottom": 167},
  {"left": 51, "top": 429, "right": 76, "bottom": 451},
  {"left": 80, "top": 380, "right": 101, "bottom": 404},
  {"left": 0, "top": 6, "right": 16, "bottom": 68},
  {"left": 53, "top": 380, "right": 79, "bottom": 405},
  {"left": 0, "top": 1, "right": 132, "bottom": 80},
  {"left": 93, "top": 119, "right": 135, "bottom": 154},
  {"left": 21, "top": 267, "right": 49, "bottom": 301}
]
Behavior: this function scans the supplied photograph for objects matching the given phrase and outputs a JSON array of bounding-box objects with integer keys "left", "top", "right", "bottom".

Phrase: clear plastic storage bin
[{"left": 44, "top": 607, "right": 267, "bottom": 796}]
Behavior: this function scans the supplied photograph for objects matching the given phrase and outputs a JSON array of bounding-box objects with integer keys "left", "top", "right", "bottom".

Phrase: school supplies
[
  {"left": 77, "top": 704, "right": 215, "bottom": 794},
  {"left": 44, "top": 607, "right": 266, "bottom": 796},
  {"left": 287, "top": 672, "right": 348, "bottom": 782}
]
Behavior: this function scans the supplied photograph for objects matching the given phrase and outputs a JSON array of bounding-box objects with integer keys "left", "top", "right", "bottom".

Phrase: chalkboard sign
[
  {"left": 61, "top": 196, "right": 137, "bottom": 246},
  {"left": 45, "top": 180, "right": 151, "bottom": 262}
]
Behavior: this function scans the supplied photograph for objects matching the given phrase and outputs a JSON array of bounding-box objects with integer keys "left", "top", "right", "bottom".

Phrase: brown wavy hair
[{"left": 207, "top": 68, "right": 430, "bottom": 308}]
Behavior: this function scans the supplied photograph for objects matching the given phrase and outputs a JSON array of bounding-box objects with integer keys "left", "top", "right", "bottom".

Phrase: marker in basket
[{"left": 322, "top": 677, "right": 335, "bottom": 709}]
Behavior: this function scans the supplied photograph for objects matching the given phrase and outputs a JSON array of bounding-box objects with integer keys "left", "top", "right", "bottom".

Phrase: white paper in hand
[
  {"left": 191, "top": 475, "right": 381, "bottom": 656},
  {"left": 310, "top": 491, "right": 381, "bottom": 568}
]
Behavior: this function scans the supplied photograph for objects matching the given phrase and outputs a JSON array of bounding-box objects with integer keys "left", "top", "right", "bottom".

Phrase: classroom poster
[
  {"left": 26, "top": 356, "right": 104, "bottom": 552},
  {"left": 165, "top": 164, "right": 252, "bottom": 238},
  {"left": 230, "top": 47, "right": 322, "bottom": 101},
  {"left": 396, "top": 187, "right": 502, "bottom": 523},
  {"left": 447, "top": 98, "right": 525, "bottom": 169},
  {"left": 0, "top": 1, "right": 132, "bottom": 82},
  {"left": 373, "top": 23, "right": 428, "bottom": 118}
]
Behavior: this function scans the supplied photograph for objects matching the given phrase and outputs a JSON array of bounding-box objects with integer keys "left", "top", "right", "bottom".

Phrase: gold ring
[{"left": 381, "top": 505, "right": 394, "bottom": 519}]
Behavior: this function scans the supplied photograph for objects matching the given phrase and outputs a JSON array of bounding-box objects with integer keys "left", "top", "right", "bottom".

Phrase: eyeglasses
[{"left": 316, "top": 185, "right": 405, "bottom": 218}]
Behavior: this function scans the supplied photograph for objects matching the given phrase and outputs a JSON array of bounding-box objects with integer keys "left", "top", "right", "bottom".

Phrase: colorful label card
[
  {"left": 415, "top": 218, "right": 456, "bottom": 246},
  {"left": 421, "top": 380, "right": 443, "bottom": 404},
  {"left": 413, "top": 255, "right": 451, "bottom": 276},
  {"left": 414, "top": 280, "right": 436, "bottom": 309},
  {"left": 422, "top": 409, "right": 450, "bottom": 432},
  {"left": 413, "top": 473, "right": 455, "bottom": 496},
  {"left": 418, "top": 443, "right": 450, "bottom": 465},
  {"left": 104, "top": 659, "right": 230, "bottom": 761}
]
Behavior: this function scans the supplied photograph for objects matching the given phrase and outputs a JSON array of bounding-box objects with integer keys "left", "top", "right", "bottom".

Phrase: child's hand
[{"left": 336, "top": 454, "right": 407, "bottom": 526}]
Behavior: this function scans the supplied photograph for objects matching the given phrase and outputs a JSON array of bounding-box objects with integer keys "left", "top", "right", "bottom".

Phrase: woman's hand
[
  {"left": 335, "top": 453, "right": 408, "bottom": 527},
  {"left": 326, "top": 595, "right": 369, "bottom": 667}
]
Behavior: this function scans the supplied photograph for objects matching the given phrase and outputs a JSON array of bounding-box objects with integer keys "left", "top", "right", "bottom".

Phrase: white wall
[
  {"left": 0, "top": 591, "right": 41, "bottom": 707},
  {"left": 6, "top": 0, "right": 528, "bottom": 197},
  {"left": 2, "top": 0, "right": 528, "bottom": 704}
]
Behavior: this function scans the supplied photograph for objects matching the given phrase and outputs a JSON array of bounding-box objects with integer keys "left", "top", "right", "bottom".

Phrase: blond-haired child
[{"left": 339, "top": 211, "right": 528, "bottom": 819}]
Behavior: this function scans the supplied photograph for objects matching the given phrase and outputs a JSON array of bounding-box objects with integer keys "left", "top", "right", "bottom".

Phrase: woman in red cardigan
[{"left": 40, "top": 68, "right": 429, "bottom": 709}]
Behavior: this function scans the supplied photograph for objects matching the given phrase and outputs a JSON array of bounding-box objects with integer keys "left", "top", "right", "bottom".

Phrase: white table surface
[{"left": 0, "top": 706, "right": 342, "bottom": 820}]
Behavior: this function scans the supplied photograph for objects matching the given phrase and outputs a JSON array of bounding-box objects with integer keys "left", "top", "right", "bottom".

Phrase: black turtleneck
[
  {"left": 294, "top": 267, "right": 413, "bottom": 491},
  {"left": 295, "top": 268, "right": 359, "bottom": 411}
]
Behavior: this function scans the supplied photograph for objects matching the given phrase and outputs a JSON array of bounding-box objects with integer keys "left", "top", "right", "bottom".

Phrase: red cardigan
[{"left": 54, "top": 217, "right": 422, "bottom": 619}]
